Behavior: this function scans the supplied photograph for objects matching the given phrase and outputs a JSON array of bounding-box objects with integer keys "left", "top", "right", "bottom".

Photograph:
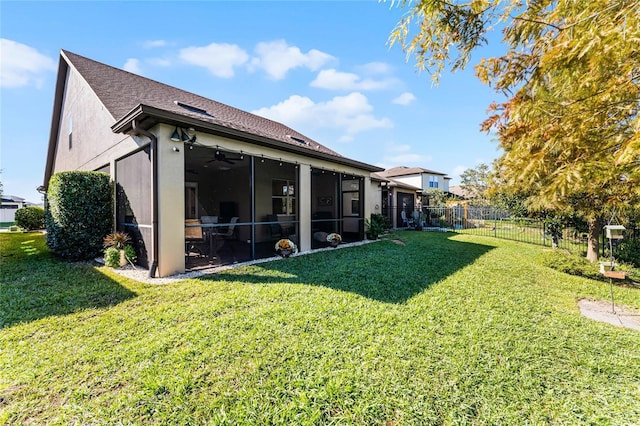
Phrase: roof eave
[
  {"left": 43, "top": 55, "right": 70, "bottom": 189},
  {"left": 112, "top": 105, "right": 384, "bottom": 173}
]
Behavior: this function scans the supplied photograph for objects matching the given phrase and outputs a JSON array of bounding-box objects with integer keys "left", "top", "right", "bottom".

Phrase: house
[
  {"left": 43, "top": 50, "right": 383, "bottom": 277},
  {"left": 1, "top": 195, "right": 34, "bottom": 224},
  {"left": 369, "top": 173, "right": 422, "bottom": 229},
  {"left": 372, "top": 166, "right": 451, "bottom": 228}
]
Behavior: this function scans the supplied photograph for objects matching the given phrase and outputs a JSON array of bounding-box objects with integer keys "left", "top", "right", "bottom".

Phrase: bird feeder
[{"left": 604, "top": 224, "right": 625, "bottom": 240}]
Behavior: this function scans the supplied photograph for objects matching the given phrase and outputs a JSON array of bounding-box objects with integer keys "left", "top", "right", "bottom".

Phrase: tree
[
  {"left": 389, "top": 0, "right": 640, "bottom": 261},
  {"left": 423, "top": 188, "right": 448, "bottom": 206},
  {"left": 459, "top": 163, "right": 490, "bottom": 201}
]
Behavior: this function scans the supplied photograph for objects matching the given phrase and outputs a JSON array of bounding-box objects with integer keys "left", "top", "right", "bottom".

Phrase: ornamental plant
[
  {"left": 327, "top": 233, "right": 342, "bottom": 246},
  {"left": 275, "top": 238, "right": 298, "bottom": 257},
  {"left": 103, "top": 231, "right": 131, "bottom": 250},
  {"left": 103, "top": 231, "right": 137, "bottom": 267}
]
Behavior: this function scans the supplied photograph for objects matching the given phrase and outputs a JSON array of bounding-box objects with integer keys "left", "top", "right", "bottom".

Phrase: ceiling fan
[{"left": 206, "top": 151, "right": 244, "bottom": 165}]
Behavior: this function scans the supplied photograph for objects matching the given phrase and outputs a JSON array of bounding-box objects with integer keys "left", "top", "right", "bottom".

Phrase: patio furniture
[
  {"left": 185, "top": 219, "right": 207, "bottom": 262},
  {"left": 266, "top": 214, "right": 284, "bottom": 240}
]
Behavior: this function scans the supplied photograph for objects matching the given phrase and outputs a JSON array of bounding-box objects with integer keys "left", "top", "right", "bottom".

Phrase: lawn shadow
[
  {"left": 198, "top": 232, "right": 495, "bottom": 304},
  {"left": 0, "top": 233, "right": 137, "bottom": 329}
]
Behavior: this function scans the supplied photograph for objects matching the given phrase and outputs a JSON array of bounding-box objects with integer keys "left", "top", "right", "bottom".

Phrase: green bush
[
  {"left": 14, "top": 206, "right": 45, "bottom": 230},
  {"left": 104, "top": 247, "right": 121, "bottom": 268},
  {"left": 45, "top": 171, "right": 112, "bottom": 261},
  {"left": 104, "top": 245, "right": 137, "bottom": 268},
  {"left": 539, "top": 249, "right": 602, "bottom": 280},
  {"left": 616, "top": 239, "right": 640, "bottom": 267},
  {"left": 123, "top": 244, "right": 137, "bottom": 264},
  {"left": 366, "top": 213, "right": 391, "bottom": 239}
]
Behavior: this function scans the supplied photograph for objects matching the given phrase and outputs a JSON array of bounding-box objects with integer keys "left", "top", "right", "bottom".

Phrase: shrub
[
  {"left": 123, "top": 244, "right": 137, "bottom": 264},
  {"left": 45, "top": 171, "right": 112, "bottom": 261},
  {"left": 366, "top": 213, "right": 391, "bottom": 239},
  {"left": 103, "top": 231, "right": 131, "bottom": 250},
  {"left": 616, "top": 239, "right": 640, "bottom": 267},
  {"left": 14, "top": 206, "right": 45, "bottom": 230},
  {"left": 539, "top": 249, "right": 602, "bottom": 280},
  {"left": 104, "top": 247, "right": 121, "bottom": 268},
  {"left": 103, "top": 240, "right": 136, "bottom": 268}
]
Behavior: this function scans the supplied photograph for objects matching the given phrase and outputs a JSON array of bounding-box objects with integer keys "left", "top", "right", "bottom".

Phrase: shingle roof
[
  {"left": 61, "top": 50, "right": 342, "bottom": 157},
  {"left": 379, "top": 166, "right": 448, "bottom": 178}
]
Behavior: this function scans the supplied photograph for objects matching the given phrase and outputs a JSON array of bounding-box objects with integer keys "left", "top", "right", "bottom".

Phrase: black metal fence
[{"left": 389, "top": 205, "right": 637, "bottom": 255}]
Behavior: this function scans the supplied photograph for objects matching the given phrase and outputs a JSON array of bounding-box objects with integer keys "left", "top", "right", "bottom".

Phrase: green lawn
[{"left": 1, "top": 232, "right": 639, "bottom": 425}]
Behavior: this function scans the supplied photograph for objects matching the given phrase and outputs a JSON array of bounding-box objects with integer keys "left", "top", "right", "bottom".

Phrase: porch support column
[
  {"left": 156, "top": 134, "right": 185, "bottom": 276},
  {"left": 363, "top": 176, "right": 372, "bottom": 235},
  {"left": 299, "top": 164, "right": 311, "bottom": 252}
]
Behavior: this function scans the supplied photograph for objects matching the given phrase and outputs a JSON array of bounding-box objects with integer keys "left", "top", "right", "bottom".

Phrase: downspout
[{"left": 131, "top": 120, "right": 159, "bottom": 278}]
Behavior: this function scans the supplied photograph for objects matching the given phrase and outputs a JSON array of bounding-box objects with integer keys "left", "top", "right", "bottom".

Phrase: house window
[
  {"left": 185, "top": 182, "right": 198, "bottom": 219},
  {"left": 68, "top": 116, "right": 73, "bottom": 150},
  {"left": 429, "top": 175, "right": 438, "bottom": 188},
  {"left": 272, "top": 179, "right": 296, "bottom": 215}
]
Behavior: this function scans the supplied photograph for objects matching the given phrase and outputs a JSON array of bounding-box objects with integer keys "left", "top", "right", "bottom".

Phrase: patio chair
[
  {"left": 185, "top": 219, "right": 207, "bottom": 262},
  {"left": 401, "top": 210, "right": 412, "bottom": 228},
  {"left": 266, "top": 214, "right": 284, "bottom": 240}
]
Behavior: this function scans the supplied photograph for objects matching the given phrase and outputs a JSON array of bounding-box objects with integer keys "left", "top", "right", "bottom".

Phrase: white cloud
[
  {"left": 142, "top": 40, "right": 167, "bottom": 49},
  {"left": 0, "top": 39, "right": 56, "bottom": 88},
  {"left": 392, "top": 92, "right": 416, "bottom": 105},
  {"left": 179, "top": 43, "right": 249, "bottom": 78},
  {"left": 123, "top": 58, "right": 143, "bottom": 75},
  {"left": 311, "top": 69, "right": 393, "bottom": 91},
  {"left": 357, "top": 61, "right": 393, "bottom": 75},
  {"left": 378, "top": 143, "right": 432, "bottom": 167},
  {"left": 250, "top": 40, "right": 334, "bottom": 80},
  {"left": 252, "top": 92, "right": 392, "bottom": 138},
  {"left": 386, "top": 153, "right": 432, "bottom": 164}
]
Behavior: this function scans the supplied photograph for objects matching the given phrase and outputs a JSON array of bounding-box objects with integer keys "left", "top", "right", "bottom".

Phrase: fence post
[{"left": 494, "top": 208, "right": 497, "bottom": 238}]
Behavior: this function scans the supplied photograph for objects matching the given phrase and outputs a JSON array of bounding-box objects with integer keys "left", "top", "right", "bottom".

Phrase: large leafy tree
[
  {"left": 459, "top": 162, "right": 490, "bottom": 201},
  {"left": 389, "top": 0, "right": 640, "bottom": 261}
]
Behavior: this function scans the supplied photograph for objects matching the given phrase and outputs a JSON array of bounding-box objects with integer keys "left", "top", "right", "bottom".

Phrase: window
[
  {"left": 429, "top": 175, "right": 438, "bottom": 188},
  {"left": 185, "top": 182, "right": 198, "bottom": 219},
  {"left": 68, "top": 116, "right": 73, "bottom": 150},
  {"left": 272, "top": 179, "right": 296, "bottom": 215}
]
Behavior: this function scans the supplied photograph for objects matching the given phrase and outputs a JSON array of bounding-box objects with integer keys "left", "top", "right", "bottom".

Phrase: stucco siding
[{"left": 51, "top": 67, "right": 141, "bottom": 176}]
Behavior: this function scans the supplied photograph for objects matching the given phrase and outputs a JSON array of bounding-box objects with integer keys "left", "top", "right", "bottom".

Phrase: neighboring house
[
  {"left": 43, "top": 50, "right": 383, "bottom": 277},
  {"left": 369, "top": 173, "right": 422, "bottom": 229},
  {"left": 0, "top": 195, "right": 34, "bottom": 223},
  {"left": 373, "top": 166, "right": 451, "bottom": 227},
  {"left": 447, "top": 185, "right": 472, "bottom": 200}
]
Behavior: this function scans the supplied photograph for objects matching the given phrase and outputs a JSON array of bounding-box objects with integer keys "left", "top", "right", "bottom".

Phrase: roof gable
[
  {"left": 379, "top": 166, "right": 448, "bottom": 178},
  {"left": 60, "top": 50, "right": 341, "bottom": 157}
]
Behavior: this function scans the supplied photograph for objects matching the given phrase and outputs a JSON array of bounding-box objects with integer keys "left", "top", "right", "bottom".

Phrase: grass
[{"left": 1, "top": 231, "right": 639, "bottom": 425}]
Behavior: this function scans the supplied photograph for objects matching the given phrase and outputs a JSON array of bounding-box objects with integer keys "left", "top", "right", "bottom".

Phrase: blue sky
[{"left": 1, "top": 1, "right": 505, "bottom": 204}]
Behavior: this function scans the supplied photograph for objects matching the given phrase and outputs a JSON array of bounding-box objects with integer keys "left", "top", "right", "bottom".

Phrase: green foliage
[
  {"left": 460, "top": 163, "right": 490, "bottom": 200},
  {"left": 616, "top": 239, "right": 640, "bottom": 267},
  {"left": 104, "top": 244, "right": 136, "bottom": 268},
  {"left": 124, "top": 244, "right": 137, "bottom": 264},
  {"left": 45, "top": 171, "right": 112, "bottom": 261},
  {"left": 539, "top": 250, "right": 602, "bottom": 281},
  {"left": 389, "top": 0, "right": 640, "bottom": 260},
  {"left": 14, "top": 206, "right": 45, "bottom": 231},
  {"left": 366, "top": 213, "right": 391, "bottom": 239},
  {"left": 543, "top": 215, "right": 564, "bottom": 248},
  {"left": 423, "top": 188, "right": 448, "bottom": 207},
  {"left": 103, "top": 247, "right": 121, "bottom": 268},
  {"left": 103, "top": 231, "right": 131, "bottom": 250}
]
